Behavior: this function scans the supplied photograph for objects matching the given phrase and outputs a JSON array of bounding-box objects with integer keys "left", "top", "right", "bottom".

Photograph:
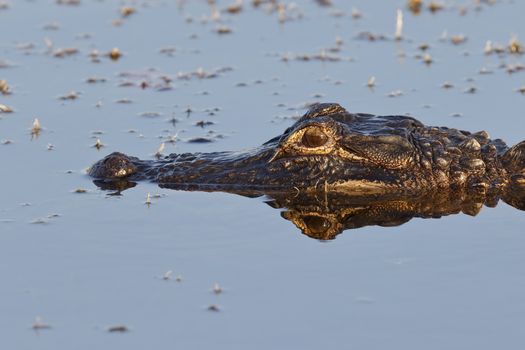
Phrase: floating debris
[
  {"left": 483, "top": 41, "right": 493, "bottom": 54},
  {"left": 159, "top": 46, "right": 177, "bottom": 56},
  {"left": 195, "top": 120, "right": 215, "bottom": 128},
  {"left": 32, "top": 317, "right": 51, "bottom": 331},
  {"left": 58, "top": 91, "right": 80, "bottom": 100},
  {"left": 225, "top": 0, "right": 243, "bottom": 14},
  {"left": 0, "top": 60, "right": 13, "bottom": 68},
  {"left": 508, "top": 36, "right": 524, "bottom": 55},
  {"left": 31, "top": 118, "right": 41, "bottom": 136},
  {"left": 422, "top": 53, "right": 433, "bottom": 65},
  {"left": 53, "top": 48, "right": 79, "bottom": 58},
  {"left": 479, "top": 67, "right": 492, "bottom": 75},
  {"left": 441, "top": 81, "right": 454, "bottom": 89},
  {"left": 108, "top": 48, "right": 122, "bottom": 61},
  {"left": 351, "top": 7, "right": 362, "bottom": 19},
  {"left": 395, "top": 9, "right": 403, "bottom": 41},
  {"left": 356, "top": 31, "right": 388, "bottom": 42},
  {"left": 450, "top": 34, "right": 467, "bottom": 45},
  {"left": 212, "top": 283, "right": 223, "bottom": 294},
  {"left": 0, "top": 79, "right": 10, "bottom": 94},
  {"left": 187, "top": 137, "right": 214, "bottom": 143},
  {"left": 464, "top": 86, "right": 477, "bottom": 94},
  {"left": 1, "top": 139, "right": 13, "bottom": 145},
  {"left": 387, "top": 90, "right": 404, "bottom": 98},
  {"left": 176, "top": 66, "right": 233, "bottom": 80},
  {"left": 277, "top": 4, "right": 286, "bottom": 23},
  {"left": 120, "top": 6, "right": 136, "bottom": 17},
  {"left": 107, "top": 325, "right": 129, "bottom": 333},
  {"left": 505, "top": 63, "right": 524, "bottom": 74},
  {"left": 139, "top": 112, "right": 162, "bottom": 118},
  {"left": 43, "top": 22, "right": 60, "bottom": 30},
  {"left": 215, "top": 26, "right": 233, "bottom": 34},
  {"left": 207, "top": 304, "right": 220, "bottom": 312},
  {"left": 483, "top": 40, "right": 505, "bottom": 55},
  {"left": 0, "top": 104, "right": 13, "bottom": 113},
  {"left": 47, "top": 143, "right": 54, "bottom": 151},
  {"left": 407, "top": 0, "right": 422, "bottom": 14},
  {"left": 517, "top": 86, "right": 525, "bottom": 95},
  {"left": 93, "top": 138, "right": 104, "bottom": 150},
  {"left": 165, "top": 133, "right": 179, "bottom": 144},
  {"left": 162, "top": 270, "right": 173, "bottom": 280},
  {"left": 155, "top": 143, "right": 165, "bottom": 158},
  {"left": 115, "top": 98, "right": 132, "bottom": 104},
  {"left": 145, "top": 193, "right": 152, "bottom": 206},
  {"left": 367, "top": 76, "right": 376, "bottom": 88},
  {"left": 283, "top": 50, "right": 349, "bottom": 62},
  {"left": 16, "top": 42, "right": 35, "bottom": 52},
  {"left": 86, "top": 76, "right": 107, "bottom": 84},
  {"left": 112, "top": 19, "right": 124, "bottom": 26},
  {"left": 418, "top": 43, "right": 430, "bottom": 51},
  {"left": 73, "top": 188, "right": 88, "bottom": 193},
  {"left": 428, "top": 1, "right": 444, "bottom": 13},
  {"left": 31, "top": 218, "right": 48, "bottom": 224},
  {"left": 315, "top": 0, "right": 332, "bottom": 6}
]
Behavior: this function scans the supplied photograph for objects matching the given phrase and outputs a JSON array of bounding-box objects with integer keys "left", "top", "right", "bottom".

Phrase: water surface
[{"left": 1, "top": 1, "right": 525, "bottom": 349}]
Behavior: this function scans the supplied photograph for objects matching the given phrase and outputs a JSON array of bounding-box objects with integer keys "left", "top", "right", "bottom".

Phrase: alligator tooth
[{"left": 459, "top": 138, "right": 481, "bottom": 152}]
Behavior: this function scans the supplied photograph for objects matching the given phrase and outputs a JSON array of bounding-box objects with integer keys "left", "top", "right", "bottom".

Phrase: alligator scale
[{"left": 89, "top": 103, "right": 525, "bottom": 239}]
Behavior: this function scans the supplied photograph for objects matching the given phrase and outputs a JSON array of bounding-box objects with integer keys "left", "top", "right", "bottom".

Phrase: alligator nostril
[{"left": 88, "top": 152, "right": 137, "bottom": 179}]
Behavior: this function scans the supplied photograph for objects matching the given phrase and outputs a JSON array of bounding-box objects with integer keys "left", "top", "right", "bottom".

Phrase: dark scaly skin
[
  {"left": 88, "top": 103, "right": 525, "bottom": 239},
  {"left": 269, "top": 186, "right": 523, "bottom": 240},
  {"left": 89, "top": 103, "right": 525, "bottom": 194}
]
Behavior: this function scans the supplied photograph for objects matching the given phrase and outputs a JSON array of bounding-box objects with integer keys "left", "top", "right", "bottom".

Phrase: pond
[{"left": 1, "top": 0, "right": 525, "bottom": 349}]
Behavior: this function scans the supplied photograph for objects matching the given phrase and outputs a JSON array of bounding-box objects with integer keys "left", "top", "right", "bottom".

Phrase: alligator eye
[
  {"left": 301, "top": 128, "right": 329, "bottom": 148},
  {"left": 302, "top": 215, "right": 332, "bottom": 234}
]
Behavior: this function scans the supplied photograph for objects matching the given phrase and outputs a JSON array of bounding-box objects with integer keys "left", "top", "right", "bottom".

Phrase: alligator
[
  {"left": 89, "top": 103, "right": 525, "bottom": 238},
  {"left": 265, "top": 187, "right": 524, "bottom": 240},
  {"left": 90, "top": 103, "right": 525, "bottom": 194}
]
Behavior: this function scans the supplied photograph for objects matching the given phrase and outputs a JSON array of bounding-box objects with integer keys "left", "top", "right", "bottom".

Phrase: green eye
[{"left": 302, "top": 128, "right": 329, "bottom": 148}]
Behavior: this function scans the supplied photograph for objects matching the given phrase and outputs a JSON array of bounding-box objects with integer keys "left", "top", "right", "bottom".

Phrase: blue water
[{"left": 1, "top": 1, "right": 525, "bottom": 349}]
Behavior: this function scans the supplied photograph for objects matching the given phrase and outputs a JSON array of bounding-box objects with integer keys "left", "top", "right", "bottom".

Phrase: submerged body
[{"left": 89, "top": 103, "right": 525, "bottom": 195}]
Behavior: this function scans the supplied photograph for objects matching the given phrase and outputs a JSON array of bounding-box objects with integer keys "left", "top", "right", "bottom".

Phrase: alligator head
[
  {"left": 89, "top": 103, "right": 525, "bottom": 238},
  {"left": 90, "top": 102, "right": 525, "bottom": 195},
  {"left": 89, "top": 103, "right": 435, "bottom": 194}
]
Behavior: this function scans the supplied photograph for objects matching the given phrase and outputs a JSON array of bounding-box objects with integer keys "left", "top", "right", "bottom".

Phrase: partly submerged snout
[{"left": 88, "top": 152, "right": 139, "bottom": 179}]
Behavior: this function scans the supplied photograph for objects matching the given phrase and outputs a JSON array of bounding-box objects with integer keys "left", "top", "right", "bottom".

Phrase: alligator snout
[{"left": 88, "top": 152, "right": 138, "bottom": 179}]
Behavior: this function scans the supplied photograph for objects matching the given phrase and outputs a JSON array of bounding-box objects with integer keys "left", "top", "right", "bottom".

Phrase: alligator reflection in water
[
  {"left": 90, "top": 103, "right": 525, "bottom": 239},
  {"left": 93, "top": 179, "right": 525, "bottom": 240}
]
